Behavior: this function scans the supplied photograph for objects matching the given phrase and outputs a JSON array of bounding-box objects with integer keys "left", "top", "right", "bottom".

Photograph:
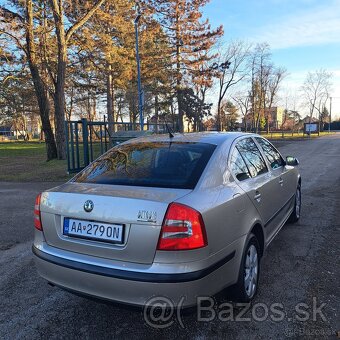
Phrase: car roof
[{"left": 124, "top": 131, "right": 258, "bottom": 146}]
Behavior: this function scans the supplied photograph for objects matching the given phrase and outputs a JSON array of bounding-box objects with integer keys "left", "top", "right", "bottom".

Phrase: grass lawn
[
  {"left": 0, "top": 141, "right": 72, "bottom": 182},
  {"left": 0, "top": 132, "right": 334, "bottom": 182},
  {"left": 261, "top": 131, "right": 335, "bottom": 139}
]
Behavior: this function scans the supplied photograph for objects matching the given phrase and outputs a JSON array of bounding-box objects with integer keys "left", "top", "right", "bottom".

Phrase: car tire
[
  {"left": 232, "top": 233, "right": 261, "bottom": 303},
  {"left": 288, "top": 184, "right": 301, "bottom": 223}
]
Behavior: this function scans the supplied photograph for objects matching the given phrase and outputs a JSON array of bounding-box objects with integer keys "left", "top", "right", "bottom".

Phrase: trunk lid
[{"left": 40, "top": 182, "right": 191, "bottom": 264}]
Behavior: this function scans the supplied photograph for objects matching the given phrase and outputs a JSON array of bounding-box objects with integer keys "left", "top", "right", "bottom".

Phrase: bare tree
[
  {"left": 216, "top": 40, "right": 251, "bottom": 131},
  {"left": 301, "top": 69, "right": 332, "bottom": 129},
  {"left": 232, "top": 91, "right": 251, "bottom": 131},
  {"left": 264, "top": 66, "right": 287, "bottom": 133},
  {"left": 0, "top": 0, "right": 105, "bottom": 159},
  {"left": 49, "top": 0, "right": 106, "bottom": 159},
  {"left": 249, "top": 43, "right": 271, "bottom": 133},
  {"left": 0, "top": 3, "right": 58, "bottom": 159},
  {"left": 218, "top": 100, "right": 239, "bottom": 131}
]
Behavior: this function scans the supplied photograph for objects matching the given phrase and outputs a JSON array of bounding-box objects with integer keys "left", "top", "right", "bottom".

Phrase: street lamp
[{"left": 134, "top": 4, "right": 143, "bottom": 130}]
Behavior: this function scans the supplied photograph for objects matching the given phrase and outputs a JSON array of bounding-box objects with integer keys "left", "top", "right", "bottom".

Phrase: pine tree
[{"left": 145, "top": 0, "right": 223, "bottom": 132}]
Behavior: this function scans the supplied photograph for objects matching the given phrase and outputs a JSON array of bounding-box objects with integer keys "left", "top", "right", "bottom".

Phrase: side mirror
[{"left": 286, "top": 156, "right": 299, "bottom": 166}]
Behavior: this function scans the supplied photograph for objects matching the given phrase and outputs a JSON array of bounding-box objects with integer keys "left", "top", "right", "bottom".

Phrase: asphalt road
[{"left": 1, "top": 134, "right": 339, "bottom": 340}]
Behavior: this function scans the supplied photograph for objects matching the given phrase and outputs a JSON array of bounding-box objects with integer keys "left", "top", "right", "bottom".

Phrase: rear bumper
[
  {"left": 32, "top": 246, "right": 235, "bottom": 283},
  {"left": 32, "top": 241, "right": 243, "bottom": 307}
]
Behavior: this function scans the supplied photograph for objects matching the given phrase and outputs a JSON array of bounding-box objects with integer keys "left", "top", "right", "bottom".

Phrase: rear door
[
  {"left": 231, "top": 137, "right": 281, "bottom": 241},
  {"left": 255, "top": 137, "right": 296, "bottom": 226}
]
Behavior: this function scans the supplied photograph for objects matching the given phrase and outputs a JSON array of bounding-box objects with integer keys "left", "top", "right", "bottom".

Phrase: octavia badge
[{"left": 84, "top": 200, "right": 94, "bottom": 212}]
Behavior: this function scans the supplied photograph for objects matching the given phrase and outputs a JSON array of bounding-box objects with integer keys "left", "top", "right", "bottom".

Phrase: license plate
[{"left": 63, "top": 218, "right": 124, "bottom": 244}]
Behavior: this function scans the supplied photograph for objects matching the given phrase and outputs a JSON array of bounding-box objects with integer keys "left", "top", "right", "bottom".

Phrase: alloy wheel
[{"left": 244, "top": 244, "right": 258, "bottom": 298}]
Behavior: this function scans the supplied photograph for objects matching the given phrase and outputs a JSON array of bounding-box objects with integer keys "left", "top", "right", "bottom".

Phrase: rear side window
[
  {"left": 73, "top": 142, "right": 216, "bottom": 189},
  {"left": 255, "top": 137, "right": 284, "bottom": 170},
  {"left": 229, "top": 148, "right": 251, "bottom": 181},
  {"left": 236, "top": 138, "right": 268, "bottom": 178}
]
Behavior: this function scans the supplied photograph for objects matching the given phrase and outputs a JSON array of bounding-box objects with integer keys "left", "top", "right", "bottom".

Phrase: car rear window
[{"left": 72, "top": 142, "right": 216, "bottom": 189}]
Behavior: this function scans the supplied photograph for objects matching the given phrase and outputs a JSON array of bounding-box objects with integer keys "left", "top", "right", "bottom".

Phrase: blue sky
[{"left": 204, "top": 0, "right": 340, "bottom": 118}]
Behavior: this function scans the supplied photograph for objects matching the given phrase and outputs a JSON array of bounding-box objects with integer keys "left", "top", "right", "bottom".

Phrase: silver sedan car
[{"left": 33, "top": 132, "right": 301, "bottom": 307}]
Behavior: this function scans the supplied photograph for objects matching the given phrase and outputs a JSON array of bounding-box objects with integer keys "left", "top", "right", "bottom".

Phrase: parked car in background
[{"left": 33, "top": 132, "right": 301, "bottom": 307}]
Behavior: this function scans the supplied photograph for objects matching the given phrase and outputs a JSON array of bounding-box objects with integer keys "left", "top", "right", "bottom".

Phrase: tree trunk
[
  {"left": 92, "top": 93, "right": 97, "bottom": 121},
  {"left": 175, "top": 6, "right": 183, "bottom": 133},
  {"left": 54, "top": 46, "right": 67, "bottom": 160},
  {"left": 255, "top": 89, "right": 262, "bottom": 134},
  {"left": 199, "top": 89, "right": 206, "bottom": 132},
  {"left": 51, "top": 0, "right": 67, "bottom": 160},
  {"left": 177, "top": 88, "right": 183, "bottom": 132},
  {"left": 217, "top": 97, "right": 222, "bottom": 131},
  {"left": 26, "top": 0, "right": 57, "bottom": 160},
  {"left": 217, "top": 75, "right": 225, "bottom": 131},
  {"left": 265, "top": 104, "right": 269, "bottom": 134},
  {"left": 49, "top": 0, "right": 106, "bottom": 159},
  {"left": 67, "top": 86, "right": 74, "bottom": 121},
  {"left": 266, "top": 117, "right": 270, "bottom": 134},
  {"left": 193, "top": 110, "right": 198, "bottom": 132},
  {"left": 155, "top": 95, "right": 159, "bottom": 133},
  {"left": 107, "top": 65, "right": 115, "bottom": 142},
  {"left": 30, "top": 65, "right": 57, "bottom": 160}
]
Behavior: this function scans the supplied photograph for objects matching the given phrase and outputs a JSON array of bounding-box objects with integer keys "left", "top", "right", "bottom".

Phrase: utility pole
[
  {"left": 329, "top": 97, "right": 332, "bottom": 133},
  {"left": 134, "top": 4, "right": 143, "bottom": 131}
]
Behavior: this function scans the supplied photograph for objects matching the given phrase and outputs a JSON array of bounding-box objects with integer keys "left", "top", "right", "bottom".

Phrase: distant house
[
  {"left": 281, "top": 110, "right": 301, "bottom": 130},
  {"left": 0, "top": 126, "right": 13, "bottom": 137},
  {"left": 266, "top": 107, "right": 284, "bottom": 129},
  {"left": 26, "top": 116, "right": 41, "bottom": 138},
  {"left": 301, "top": 116, "right": 319, "bottom": 124},
  {"left": 0, "top": 116, "right": 41, "bottom": 139},
  {"left": 243, "top": 107, "right": 284, "bottom": 130}
]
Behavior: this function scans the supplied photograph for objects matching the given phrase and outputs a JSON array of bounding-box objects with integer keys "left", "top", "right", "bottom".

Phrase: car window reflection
[
  {"left": 236, "top": 138, "right": 268, "bottom": 178},
  {"left": 73, "top": 142, "right": 216, "bottom": 189},
  {"left": 230, "top": 147, "right": 251, "bottom": 181},
  {"left": 255, "top": 138, "right": 284, "bottom": 170}
]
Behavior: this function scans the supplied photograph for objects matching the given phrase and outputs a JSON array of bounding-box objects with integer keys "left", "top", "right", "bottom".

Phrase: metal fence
[{"left": 65, "top": 118, "right": 178, "bottom": 173}]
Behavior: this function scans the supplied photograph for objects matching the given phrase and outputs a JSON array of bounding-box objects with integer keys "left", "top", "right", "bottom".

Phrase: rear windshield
[{"left": 72, "top": 142, "right": 216, "bottom": 189}]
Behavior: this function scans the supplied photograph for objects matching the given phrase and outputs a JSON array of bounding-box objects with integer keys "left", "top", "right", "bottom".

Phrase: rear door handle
[{"left": 254, "top": 191, "right": 261, "bottom": 201}]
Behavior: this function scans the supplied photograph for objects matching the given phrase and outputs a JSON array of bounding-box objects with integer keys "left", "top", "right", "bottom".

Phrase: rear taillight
[
  {"left": 157, "top": 203, "right": 207, "bottom": 251},
  {"left": 34, "top": 193, "right": 42, "bottom": 231}
]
